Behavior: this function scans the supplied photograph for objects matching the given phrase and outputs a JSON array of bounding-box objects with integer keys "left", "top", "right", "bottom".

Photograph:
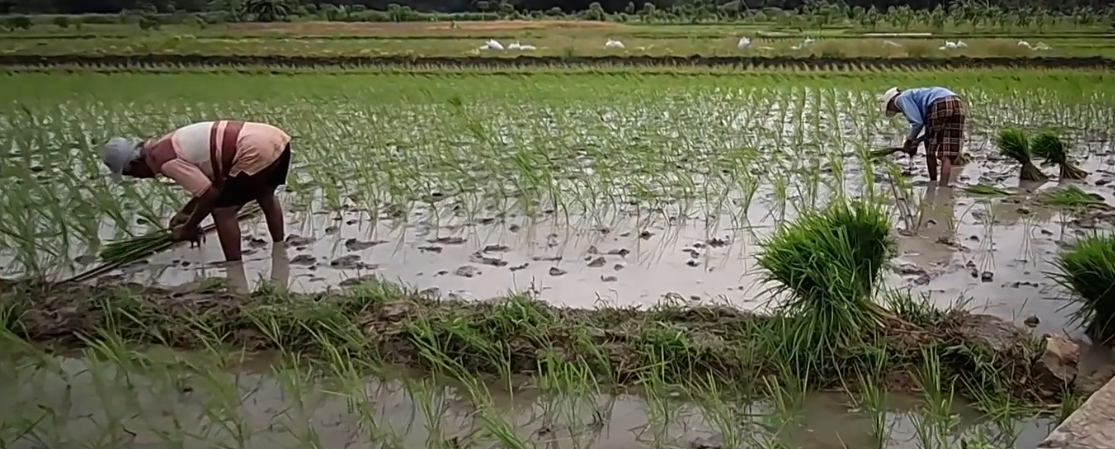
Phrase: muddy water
[
  {"left": 0, "top": 353, "right": 1055, "bottom": 449},
  {"left": 95, "top": 144, "right": 1115, "bottom": 341}
]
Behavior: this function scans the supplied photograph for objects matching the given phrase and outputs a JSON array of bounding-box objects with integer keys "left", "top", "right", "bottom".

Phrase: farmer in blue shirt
[{"left": 879, "top": 87, "right": 967, "bottom": 187}]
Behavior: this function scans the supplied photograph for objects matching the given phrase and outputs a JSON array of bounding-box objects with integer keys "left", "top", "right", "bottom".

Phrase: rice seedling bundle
[
  {"left": 962, "top": 183, "right": 1010, "bottom": 196},
  {"left": 98, "top": 230, "right": 172, "bottom": 265},
  {"left": 1038, "top": 185, "right": 1107, "bottom": 210},
  {"left": 1050, "top": 233, "right": 1115, "bottom": 345},
  {"left": 1031, "top": 130, "right": 1087, "bottom": 180},
  {"left": 756, "top": 200, "right": 895, "bottom": 346},
  {"left": 993, "top": 128, "right": 1047, "bottom": 181}
]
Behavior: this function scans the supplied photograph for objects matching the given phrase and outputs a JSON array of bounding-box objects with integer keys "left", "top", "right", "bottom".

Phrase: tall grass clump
[
  {"left": 1031, "top": 130, "right": 1087, "bottom": 180},
  {"left": 1049, "top": 233, "right": 1115, "bottom": 345},
  {"left": 756, "top": 199, "right": 896, "bottom": 349},
  {"left": 994, "top": 128, "right": 1047, "bottom": 181}
]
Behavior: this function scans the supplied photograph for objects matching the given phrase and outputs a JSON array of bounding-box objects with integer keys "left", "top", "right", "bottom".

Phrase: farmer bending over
[
  {"left": 880, "top": 87, "right": 966, "bottom": 187},
  {"left": 101, "top": 120, "right": 292, "bottom": 262}
]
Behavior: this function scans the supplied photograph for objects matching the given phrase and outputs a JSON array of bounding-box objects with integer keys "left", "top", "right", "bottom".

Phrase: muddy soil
[
  {"left": 0, "top": 54, "right": 1112, "bottom": 70},
  {"left": 0, "top": 351, "right": 1057, "bottom": 449}
]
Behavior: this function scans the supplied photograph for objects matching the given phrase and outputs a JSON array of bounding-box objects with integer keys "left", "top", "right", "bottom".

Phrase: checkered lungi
[{"left": 925, "top": 96, "right": 966, "bottom": 161}]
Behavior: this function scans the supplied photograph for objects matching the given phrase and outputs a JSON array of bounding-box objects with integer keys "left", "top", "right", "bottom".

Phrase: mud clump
[
  {"left": 469, "top": 252, "right": 507, "bottom": 267},
  {"left": 344, "top": 238, "right": 387, "bottom": 251},
  {"left": 1033, "top": 334, "right": 1079, "bottom": 395},
  {"left": 291, "top": 254, "right": 317, "bottom": 266},
  {"left": 454, "top": 265, "right": 480, "bottom": 278},
  {"left": 330, "top": 255, "right": 376, "bottom": 270}
]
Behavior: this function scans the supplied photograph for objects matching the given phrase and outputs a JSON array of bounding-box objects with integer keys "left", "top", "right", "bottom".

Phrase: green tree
[
  {"left": 241, "top": 0, "right": 291, "bottom": 22},
  {"left": 585, "top": 1, "right": 604, "bottom": 20},
  {"left": 3, "top": 16, "right": 32, "bottom": 31}
]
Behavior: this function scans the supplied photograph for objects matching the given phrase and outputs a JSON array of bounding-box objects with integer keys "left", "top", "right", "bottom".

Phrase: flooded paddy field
[
  {"left": 1, "top": 70, "right": 1115, "bottom": 448},
  {"left": 0, "top": 347, "right": 1064, "bottom": 449}
]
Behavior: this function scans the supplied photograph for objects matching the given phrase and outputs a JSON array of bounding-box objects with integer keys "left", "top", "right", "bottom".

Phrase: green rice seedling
[
  {"left": 1039, "top": 185, "right": 1107, "bottom": 210},
  {"left": 1048, "top": 232, "right": 1115, "bottom": 345},
  {"left": 1031, "top": 131, "right": 1088, "bottom": 180},
  {"left": 756, "top": 199, "right": 896, "bottom": 348},
  {"left": 994, "top": 128, "right": 1047, "bottom": 181},
  {"left": 868, "top": 147, "right": 912, "bottom": 160},
  {"left": 1057, "top": 387, "right": 1083, "bottom": 424},
  {"left": 97, "top": 229, "right": 172, "bottom": 264},
  {"left": 962, "top": 184, "right": 1011, "bottom": 196}
]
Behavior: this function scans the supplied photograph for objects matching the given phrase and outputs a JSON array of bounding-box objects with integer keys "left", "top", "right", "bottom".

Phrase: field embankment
[
  {"left": 0, "top": 278, "right": 1086, "bottom": 406},
  {"left": 1, "top": 54, "right": 1113, "bottom": 71}
]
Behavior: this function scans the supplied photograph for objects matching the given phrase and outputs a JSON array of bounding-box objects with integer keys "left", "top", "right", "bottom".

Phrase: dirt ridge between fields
[
  {"left": 0, "top": 280, "right": 1081, "bottom": 404},
  {"left": 1, "top": 54, "right": 1113, "bottom": 69},
  {"left": 4, "top": 33, "right": 1115, "bottom": 41}
]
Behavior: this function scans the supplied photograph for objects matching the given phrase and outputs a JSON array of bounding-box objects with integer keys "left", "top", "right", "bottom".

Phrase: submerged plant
[
  {"left": 994, "top": 128, "right": 1047, "bottom": 181},
  {"left": 756, "top": 199, "right": 895, "bottom": 347},
  {"left": 1031, "top": 131, "right": 1087, "bottom": 180},
  {"left": 1049, "top": 233, "right": 1115, "bottom": 345},
  {"left": 1039, "top": 185, "right": 1107, "bottom": 210},
  {"left": 962, "top": 184, "right": 1010, "bottom": 196}
]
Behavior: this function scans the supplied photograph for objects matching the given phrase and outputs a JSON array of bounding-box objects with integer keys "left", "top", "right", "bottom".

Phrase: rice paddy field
[{"left": 2, "top": 66, "right": 1115, "bottom": 449}]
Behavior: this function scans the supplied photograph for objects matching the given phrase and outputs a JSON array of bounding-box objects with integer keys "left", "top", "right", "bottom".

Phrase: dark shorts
[
  {"left": 214, "top": 143, "right": 292, "bottom": 209},
  {"left": 925, "top": 96, "right": 966, "bottom": 162}
]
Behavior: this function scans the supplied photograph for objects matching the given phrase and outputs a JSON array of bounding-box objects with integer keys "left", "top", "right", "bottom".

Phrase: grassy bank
[
  {"left": 2, "top": 55, "right": 1114, "bottom": 74},
  {"left": 0, "top": 276, "right": 1076, "bottom": 409}
]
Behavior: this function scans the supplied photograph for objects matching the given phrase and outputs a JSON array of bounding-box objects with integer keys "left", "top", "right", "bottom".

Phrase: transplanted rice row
[
  {"left": 0, "top": 72, "right": 1111, "bottom": 278},
  {"left": 0, "top": 70, "right": 1112, "bottom": 449}
]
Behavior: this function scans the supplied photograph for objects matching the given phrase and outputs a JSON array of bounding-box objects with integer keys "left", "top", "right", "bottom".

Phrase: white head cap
[
  {"left": 879, "top": 87, "right": 900, "bottom": 117},
  {"left": 102, "top": 137, "right": 142, "bottom": 181}
]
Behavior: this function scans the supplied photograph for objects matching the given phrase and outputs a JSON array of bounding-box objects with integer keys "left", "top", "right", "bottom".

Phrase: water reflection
[
  {"left": 216, "top": 244, "right": 291, "bottom": 293},
  {"left": 270, "top": 244, "right": 290, "bottom": 290},
  {"left": 224, "top": 261, "right": 249, "bottom": 294},
  {"left": 906, "top": 186, "right": 958, "bottom": 272}
]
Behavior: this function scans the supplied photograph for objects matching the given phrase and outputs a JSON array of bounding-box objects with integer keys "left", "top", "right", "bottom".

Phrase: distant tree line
[{"left": 1, "top": 0, "right": 1113, "bottom": 28}]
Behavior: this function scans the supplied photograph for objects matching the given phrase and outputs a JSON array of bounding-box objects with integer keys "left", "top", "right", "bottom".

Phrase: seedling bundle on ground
[
  {"left": 1031, "top": 129, "right": 1089, "bottom": 180},
  {"left": 1052, "top": 233, "right": 1115, "bottom": 345},
  {"left": 0, "top": 65, "right": 1111, "bottom": 449},
  {"left": 994, "top": 127, "right": 1048, "bottom": 181},
  {"left": 994, "top": 127, "right": 1089, "bottom": 181}
]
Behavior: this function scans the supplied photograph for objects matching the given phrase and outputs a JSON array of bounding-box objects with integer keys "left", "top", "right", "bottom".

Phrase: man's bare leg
[
  {"left": 212, "top": 205, "right": 244, "bottom": 262},
  {"left": 939, "top": 157, "right": 953, "bottom": 187},
  {"left": 257, "top": 187, "right": 285, "bottom": 243},
  {"left": 926, "top": 150, "right": 939, "bottom": 183}
]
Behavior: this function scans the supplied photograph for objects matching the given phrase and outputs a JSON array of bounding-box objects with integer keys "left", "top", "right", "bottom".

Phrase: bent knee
[{"left": 212, "top": 207, "right": 241, "bottom": 221}]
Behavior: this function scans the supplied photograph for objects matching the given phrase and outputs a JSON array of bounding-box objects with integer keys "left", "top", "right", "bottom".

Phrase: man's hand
[
  {"left": 903, "top": 138, "right": 918, "bottom": 156},
  {"left": 168, "top": 212, "right": 190, "bottom": 228},
  {"left": 171, "top": 224, "right": 203, "bottom": 246}
]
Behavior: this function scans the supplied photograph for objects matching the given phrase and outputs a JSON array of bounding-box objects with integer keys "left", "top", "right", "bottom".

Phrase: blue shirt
[{"left": 894, "top": 87, "right": 958, "bottom": 142}]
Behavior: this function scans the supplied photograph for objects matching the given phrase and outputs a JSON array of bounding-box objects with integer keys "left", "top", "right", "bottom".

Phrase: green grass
[{"left": 1050, "top": 233, "right": 1115, "bottom": 345}]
